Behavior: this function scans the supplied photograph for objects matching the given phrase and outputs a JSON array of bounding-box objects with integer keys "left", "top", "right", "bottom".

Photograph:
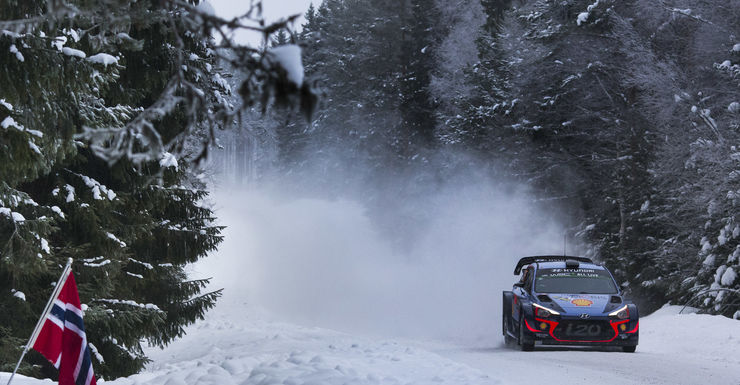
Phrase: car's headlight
[
  {"left": 609, "top": 305, "right": 629, "bottom": 319},
  {"left": 533, "top": 303, "right": 560, "bottom": 318}
]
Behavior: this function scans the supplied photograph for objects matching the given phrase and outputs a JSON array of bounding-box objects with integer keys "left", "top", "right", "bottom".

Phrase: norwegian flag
[{"left": 31, "top": 272, "right": 97, "bottom": 385}]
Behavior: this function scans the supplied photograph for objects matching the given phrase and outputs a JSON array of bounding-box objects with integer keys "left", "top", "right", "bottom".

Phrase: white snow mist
[{"left": 200, "top": 167, "right": 569, "bottom": 345}]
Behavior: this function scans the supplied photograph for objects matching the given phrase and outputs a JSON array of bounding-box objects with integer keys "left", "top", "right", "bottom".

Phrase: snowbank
[
  {"left": 0, "top": 374, "right": 54, "bottom": 385},
  {"left": 110, "top": 300, "right": 498, "bottom": 385},
  {"left": 639, "top": 305, "right": 740, "bottom": 365}
]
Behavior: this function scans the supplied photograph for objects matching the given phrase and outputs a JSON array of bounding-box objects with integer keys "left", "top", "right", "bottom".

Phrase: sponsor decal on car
[{"left": 571, "top": 298, "right": 593, "bottom": 307}]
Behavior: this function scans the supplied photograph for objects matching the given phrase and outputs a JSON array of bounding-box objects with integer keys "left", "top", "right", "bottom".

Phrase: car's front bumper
[{"left": 522, "top": 316, "right": 639, "bottom": 347}]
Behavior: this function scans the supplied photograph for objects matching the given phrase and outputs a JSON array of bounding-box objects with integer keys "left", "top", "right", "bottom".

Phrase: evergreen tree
[
  {"left": 1, "top": 0, "right": 312, "bottom": 379},
  {"left": 458, "top": 0, "right": 667, "bottom": 309},
  {"left": 397, "top": 0, "right": 439, "bottom": 154},
  {"left": 629, "top": 0, "right": 740, "bottom": 317},
  {"left": 271, "top": 29, "right": 291, "bottom": 47}
]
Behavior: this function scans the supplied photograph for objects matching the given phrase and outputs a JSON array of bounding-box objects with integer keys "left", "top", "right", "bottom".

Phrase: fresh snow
[
  {"left": 3, "top": 301, "right": 738, "bottom": 385},
  {"left": 128, "top": 258, "right": 154, "bottom": 270},
  {"left": 61, "top": 47, "right": 86, "bottom": 58},
  {"left": 80, "top": 175, "right": 116, "bottom": 200},
  {"left": 11, "top": 290, "right": 26, "bottom": 301},
  {"left": 87, "top": 53, "right": 119, "bottom": 67},
  {"left": 0, "top": 208, "right": 25, "bottom": 222},
  {"left": 96, "top": 298, "right": 160, "bottom": 311},
  {"left": 40, "top": 238, "right": 50, "bottom": 254},
  {"left": 444, "top": 305, "right": 740, "bottom": 385},
  {"left": 640, "top": 200, "right": 650, "bottom": 212},
  {"left": 720, "top": 267, "right": 736, "bottom": 286},
  {"left": 52, "top": 36, "right": 67, "bottom": 51},
  {"left": 64, "top": 185, "right": 75, "bottom": 203},
  {"left": 89, "top": 343, "right": 105, "bottom": 363},
  {"left": 28, "top": 140, "right": 41, "bottom": 155},
  {"left": 0, "top": 99, "right": 13, "bottom": 111},
  {"left": 83, "top": 258, "right": 111, "bottom": 268},
  {"left": 576, "top": 12, "right": 589, "bottom": 26},
  {"left": 125, "top": 272, "right": 144, "bottom": 279},
  {"left": 159, "top": 151, "right": 179, "bottom": 170},
  {"left": 64, "top": 28, "right": 81, "bottom": 42},
  {"left": 729, "top": 101, "right": 740, "bottom": 114},
  {"left": 576, "top": 0, "right": 600, "bottom": 26},
  {"left": 101, "top": 299, "right": 497, "bottom": 385},
  {"left": 50, "top": 205, "right": 65, "bottom": 219},
  {"left": 9, "top": 44, "right": 24, "bottom": 62},
  {"left": 106, "top": 232, "right": 127, "bottom": 248},
  {"left": 1, "top": 116, "right": 23, "bottom": 130},
  {"left": 26, "top": 129, "right": 43, "bottom": 137},
  {"left": 268, "top": 44, "right": 304, "bottom": 86}
]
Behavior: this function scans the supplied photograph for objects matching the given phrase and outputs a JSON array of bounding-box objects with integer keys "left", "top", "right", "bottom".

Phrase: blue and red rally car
[{"left": 502, "top": 256, "right": 639, "bottom": 352}]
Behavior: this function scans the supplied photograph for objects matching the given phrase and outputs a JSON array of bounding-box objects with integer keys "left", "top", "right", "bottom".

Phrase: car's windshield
[{"left": 534, "top": 268, "right": 618, "bottom": 294}]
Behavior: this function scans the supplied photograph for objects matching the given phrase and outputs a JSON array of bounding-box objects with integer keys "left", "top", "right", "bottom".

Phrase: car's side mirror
[{"left": 513, "top": 282, "right": 525, "bottom": 288}]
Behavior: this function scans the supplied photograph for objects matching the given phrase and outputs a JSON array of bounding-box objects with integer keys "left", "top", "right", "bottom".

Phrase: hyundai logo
[{"left": 579, "top": 313, "right": 590, "bottom": 319}]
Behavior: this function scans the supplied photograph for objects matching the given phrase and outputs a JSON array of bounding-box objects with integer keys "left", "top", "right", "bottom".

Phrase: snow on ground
[
  {"left": 0, "top": 297, "right": 498, "bottom": 385},
  {"left": 639, "top": 305, "right": 739, "bottom": 365},
  {"left": 442, "top": 305, "right": 740, "bottom": 385},
  {"left": 3, "top": 302, "right": 738, "bottom": 385},
  {"left": 114, "top": 299, "right": 498, "bottom": 385}
]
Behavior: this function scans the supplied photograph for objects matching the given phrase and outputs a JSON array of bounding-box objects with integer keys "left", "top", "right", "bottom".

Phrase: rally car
[{"left": 502, "top": 256, "right": 638, "bottom": 352}]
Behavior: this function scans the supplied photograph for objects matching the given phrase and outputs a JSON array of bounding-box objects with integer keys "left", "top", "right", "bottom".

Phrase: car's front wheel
[
  {"left": 622, "top": 345, "right": 637, "bottom": 353},
  {"left": 518, "top": 315, "right": 534, "bottom": 351}
]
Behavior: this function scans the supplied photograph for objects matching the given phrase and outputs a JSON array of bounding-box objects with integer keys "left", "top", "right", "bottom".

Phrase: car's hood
[{"left": 545, "top": 293, "right": 614, "bottom": 315}]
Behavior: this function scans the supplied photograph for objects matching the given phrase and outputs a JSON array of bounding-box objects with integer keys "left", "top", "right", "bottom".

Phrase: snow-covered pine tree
[
  {"left": 457, "top": 0, "right": 667, "bottom": 309},
  {"left": 630, "top": 0, "right": 740, "bottom": 317},
  {"left": 1, "top": 0, "right": 139, "bottom": 375},
  {"left": 397, "top": 0, "right": 439, "bottom": 155},
  {"left": 1, "top": 0, "right": 313, "bottom": 379},
  {"left": 286, "top": 0, "right": 403, "bottom": 182},
  {"left": 0, "top": 0, "right": 223, "bottom": 378},
  {"left": 438, "top": 0, "right": 512, "bottom": 156},
  {"left": 289, "top": 0, "right": 446, "bottom": 179}
]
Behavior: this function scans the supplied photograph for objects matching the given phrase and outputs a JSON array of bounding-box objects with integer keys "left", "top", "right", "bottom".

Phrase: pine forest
[{"left": 0, "top": 0, "right": 738, "bottom": 381}]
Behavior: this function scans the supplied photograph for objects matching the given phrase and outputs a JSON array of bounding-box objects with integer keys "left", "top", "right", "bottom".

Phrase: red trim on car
[
  {"left": 533, "top": 318, "right": 631, "bottom": 343},
  {"left": 626, "top": 321, "right": 639, "bottom": 334},
  {"left": 524, "top": 319, "right": 540, "bottom": 333}
]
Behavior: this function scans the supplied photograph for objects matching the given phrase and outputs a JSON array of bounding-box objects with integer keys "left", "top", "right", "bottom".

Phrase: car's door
[{"left": 512, "top": 266, "right": 534, "bottom": 322}]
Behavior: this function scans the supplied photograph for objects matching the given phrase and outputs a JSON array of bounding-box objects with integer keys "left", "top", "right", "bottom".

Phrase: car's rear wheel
[
  {"left": 622, "top": 345, "right": 637, "bottom": 353},
  {"left": 519, "top": 315, "right": 534, "bottom": 351}
]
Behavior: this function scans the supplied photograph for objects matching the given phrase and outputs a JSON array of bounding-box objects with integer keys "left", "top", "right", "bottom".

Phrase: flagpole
[{"left": 5, "top": 258, "right": 73, "bottom": 385}]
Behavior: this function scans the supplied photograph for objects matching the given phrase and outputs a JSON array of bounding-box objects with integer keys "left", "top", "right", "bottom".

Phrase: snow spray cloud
[{"left": 204, "top": 155, "right": 571, "bottom": 345}]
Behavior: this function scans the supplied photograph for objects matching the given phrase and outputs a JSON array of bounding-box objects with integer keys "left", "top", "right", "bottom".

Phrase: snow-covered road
[
  {"left": 3, "top": 293, "right": 739, "bottom": 385},
  {"left": 131, "top": 303, "right": 738, "bottom": 385},
  {"left": 444, "top": 345, "right": 738, "bottom": 385},
  {"left": 436, "top": 305, "right": 740, "bottom": 385}
]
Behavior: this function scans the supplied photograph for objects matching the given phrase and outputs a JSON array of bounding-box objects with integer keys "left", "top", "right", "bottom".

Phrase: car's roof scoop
[{"left": 565, "top": 259, "right": 580, "bottom": 269}]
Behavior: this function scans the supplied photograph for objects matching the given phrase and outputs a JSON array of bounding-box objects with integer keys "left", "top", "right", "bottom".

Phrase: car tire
[
  {"left": 622, "top": 345, "right": 637, "bottom": 353},
  {"left": 519, "top": 315, "right": 534, "bottom": 351}
]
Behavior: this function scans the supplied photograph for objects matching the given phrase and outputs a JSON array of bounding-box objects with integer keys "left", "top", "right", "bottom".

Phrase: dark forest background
[{"left": 215, "top": 0, "right": 740, "bottom": 319}]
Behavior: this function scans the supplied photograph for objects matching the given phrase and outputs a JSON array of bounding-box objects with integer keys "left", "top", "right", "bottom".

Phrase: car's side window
[
  {"left": 524, "top": 267, "right": 534, "bottom": 291},
  {"left": 519, "top": 269, "right": 529, "bottom": 285}
]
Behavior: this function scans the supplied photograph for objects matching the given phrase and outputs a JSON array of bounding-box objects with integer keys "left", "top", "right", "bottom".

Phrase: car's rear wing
[{"left": 513, "top": 255, "right": 594, "bottom": 275}]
